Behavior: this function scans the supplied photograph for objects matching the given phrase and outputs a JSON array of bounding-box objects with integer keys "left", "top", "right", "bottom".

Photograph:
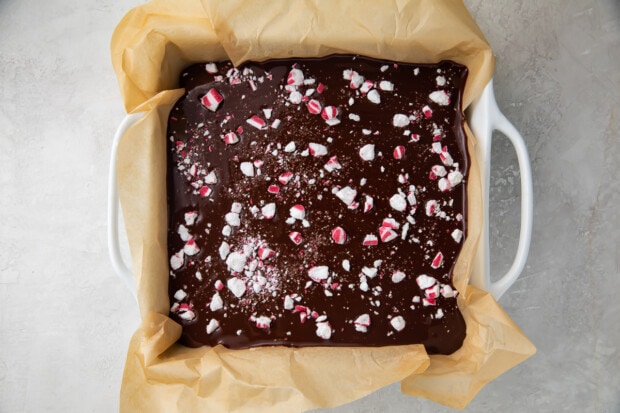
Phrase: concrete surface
[{"left": 1, "top": 0, "right": 618, "bottom": 412}]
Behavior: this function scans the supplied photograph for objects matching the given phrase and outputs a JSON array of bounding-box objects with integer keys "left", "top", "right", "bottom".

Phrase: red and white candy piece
[
  {"left": 308, "top": 266, "right": 329, "bottom": 282},
  {"left": 324, "top": 156, "right": 342, "bottom": 172},
  {"left": 253, "top": 315, "right": 272, "bottom": 330},
  {"left": 379, "top": 226, "right": 397, "bottom": 243},
  {"left": 222, "top": 132, "right": 239, "bottom": 145},
  {"left": 200, "top": 88, "right": 223, "bottom": 112},
  {"left": 306, "top": 99, "right": 322, "bottom": 114},
  {"left": 431, "top": 252, "right": 444, "bottom": 269},
  {"left": 382, "top": 218, "right": 399, "bottom": 229},
  {"left": 363, "top": 234, "right": 379, "bottom": 246},
  {"left": 267, "top": 185, "right": 280, "bottom": 194},
  {"left": 439, "top": 149, "right": 454, "bottom": 166},
  {"left": 309, "top": 142, "right": 328, "bottom": 157},
  {"left": 287, "top": 68, "right": 304, "bottom": 86},
  {"left": 363, "top": 195, "right": 374, "bottom": 213},
  {"left": 170, "top": 251, "right": 184, "bottom": 270},
  {"left": 289, "top": 231, "right": 303, "bottom": 245},
  {"left": 354, "top": 314, "right": 371, "bottom": 333},
  {"left": 183, "top": 238, "right": 200, "bottom": 256},
  {"left": 425, "top": 200, "right": 438, "bottom": 216},
  {"left": 261, "top": 203, "right": 276, "bottom": 219},
  {"left": 184, "top": 211, "right": 198, "bottom": 226},
  {"left": 246, "top": 115, "right": 267, "bottom": 130},
  {"left": 422, "top": 105, "right": 433, "bottom": 118},
  {"left": 438, "top": 178, "right": 451, "bottom": 192},
  {"left": 199, "top": 186, "right": 212, "bottom": 198},
  {"left": 316, "top": 321, "right": 332, "bottom": 339},
  {"left": 278, "top": 172, "right": 294, "bottom": 185},
  {"left": 331, "top": 227, "right": 347, "bottom": 244},
  {"left": 359, "top": 144, "right": 375, "bottom": 161},
  {"left": 258, "top": 245, "right": 276, "bottom": 260},
  {"left": 393, "top": 145, "right": 405, "bottom": 159},
  {"left": 289, "top": 204, "right": 306, "bottom": 220},
  {"left": 321, "top": 106, "right": 340, "bottom": 126}
]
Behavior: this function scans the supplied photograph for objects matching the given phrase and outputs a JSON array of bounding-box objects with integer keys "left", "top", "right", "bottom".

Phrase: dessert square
[{"left": 166, "top": 55, "right": 468, "bottom": 354}]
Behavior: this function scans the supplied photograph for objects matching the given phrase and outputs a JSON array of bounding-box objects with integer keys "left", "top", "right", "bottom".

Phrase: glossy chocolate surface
[{"left": 166, "top": 55, "right": 468, "bottom": 354}]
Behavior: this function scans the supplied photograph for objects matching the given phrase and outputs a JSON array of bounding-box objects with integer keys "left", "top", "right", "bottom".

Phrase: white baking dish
[{"left": 107, "top": 79, "right": 533, "bottom": 301}]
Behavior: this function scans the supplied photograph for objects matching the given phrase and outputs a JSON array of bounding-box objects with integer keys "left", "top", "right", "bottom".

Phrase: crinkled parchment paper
[{"left": 111, "top": 0, "right": 535, "bottom": 411}]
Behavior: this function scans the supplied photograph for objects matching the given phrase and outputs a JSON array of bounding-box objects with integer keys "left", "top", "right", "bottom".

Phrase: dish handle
[
  {"left": 467, "top": 79, "right": 534, "bottom": 300},
  {"left": 107, "top": 113, "right": 144, "bottom": 301}
]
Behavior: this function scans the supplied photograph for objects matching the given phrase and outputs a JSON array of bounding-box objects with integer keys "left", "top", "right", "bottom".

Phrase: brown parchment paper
[{"left": 111, "top": 0, "right": 536, "bottom": 411}]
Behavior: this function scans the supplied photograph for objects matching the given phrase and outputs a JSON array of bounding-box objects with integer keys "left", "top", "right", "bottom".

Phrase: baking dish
[{"left": 107, "top": 78, "right": 533, "bottom": 302}]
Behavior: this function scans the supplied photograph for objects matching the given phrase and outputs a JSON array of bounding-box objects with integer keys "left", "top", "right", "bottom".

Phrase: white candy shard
[
  {"left": 309, "top": 142, "right": 328, "bottom": 157},
  {"left": 206, "top": 319, "right": 220, "bottom": 334},
  {"left": 392, "top": 271, "right": 406, "bottom": 283},
  {"left": 184, "top": 211, "right": 198, "bottom": 226},
  {"left": 448, "top": 170, "right": 463, "bottom": 186},
  {"left": 209, "top": 292, "right": 223, "bottom": 311},
  {"left": 288, "top": 91, "right": 303, "bottom": 104},
  {"left": 174, "top": 289, "right": 187, "bottom": 301},
  {"left": 335, "top": 186, "right": 357, "bottom": 206},
  {"left": 379, "top": 80, "right": 394, "bottom": 91},
  {"left": 178, "top": 224, "right": 191, "bottom": 241},
  {"left": 390, "top": 316, "right": 406, "bottom": 332},
  {"left": 367, "top": 89, "right": 381, "bottom": 104},
  {"left": 240, "top": 162, "right": 254, "bottom": 177},
  {"left": 231, "top": 202, "right": 242, "bottom": 214},
  {"left": 429, "top": 90, "right": 450, "bottom": 106},
  {"left": 389, "top": 193, "right": 407, "bottom": 212},
  {"left": 227, "top": 277, "right": 247, "bottom": 297},
  {"left": 205, "top": 62, "right": 218, "bottom": 74},
  {"left": 359, "top": 144, "right": 375, "bottom": 161},
  {"left": 316, "top": 321, "right": 332, "bottom": 339},
  {"left": 451, "top": 229, "right": 463, "bottom": 243},
  {"left": 361, "top": 267, "right": 378, "bottom": 278},
  {"left": 392, "top": 114, "right": 410, "bottom": 127},
  {"left": 225, "top": 212, "right": 240, "bottom": 227},
  {"left": 416, "top": 274, "right": 437, "bottom": 290},
  {"left": 218, "top": 241, "right": 230, "bottom": 260},
  {"left": 226, "top": 252, "right": 247, "bottom": 273},
  {"left": 284, "top": 295, "right": 295, "bottom": 310},
  {"left": 261, "top": 203, "right": 276, "bottom": 219},
  {"left": 342, "top": 259, "right": 351, "bottom": 272},
  {"left": 284, "top": 141, "right": 296, "bottom": 152},
  {"left": 308, "top": 266, "right": 329, "bottom": 282}
]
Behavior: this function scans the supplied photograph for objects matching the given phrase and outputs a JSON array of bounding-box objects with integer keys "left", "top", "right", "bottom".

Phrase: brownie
[{"left": 166, "top": 55, "right": 468, "bottom": 355}]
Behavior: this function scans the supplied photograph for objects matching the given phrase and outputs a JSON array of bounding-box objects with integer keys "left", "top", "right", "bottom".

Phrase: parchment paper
[{"left": 111, "top": 0, "right": 535, "bottom": 411}]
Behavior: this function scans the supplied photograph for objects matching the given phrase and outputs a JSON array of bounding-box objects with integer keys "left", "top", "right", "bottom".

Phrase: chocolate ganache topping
[{"left": 166, "top": 55, "right": 468, "bottom": 355}]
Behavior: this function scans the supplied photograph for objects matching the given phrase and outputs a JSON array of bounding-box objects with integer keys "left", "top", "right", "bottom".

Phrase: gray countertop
[{"left": 1, "top": 1, "right": 618, "bottom": 411}]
